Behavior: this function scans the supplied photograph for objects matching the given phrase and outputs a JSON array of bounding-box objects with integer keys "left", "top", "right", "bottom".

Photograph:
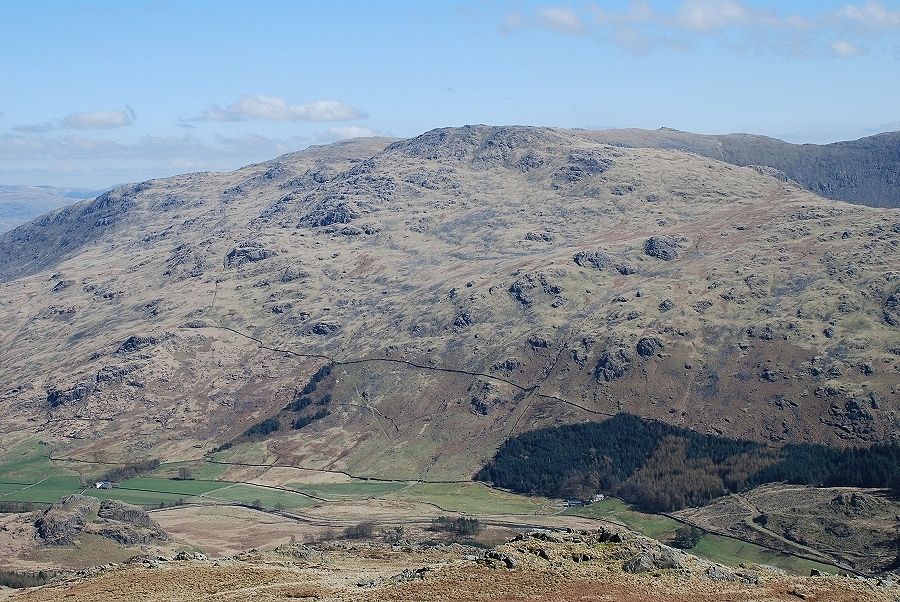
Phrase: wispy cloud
[
  {"left": 536, "top": 6, "right": 588, "bottom": 34},
  {"left": 499, "top": 1, "right": 898, "bottom": 57},
  {"left": 830, "top": 39, "right": 866, "bottom": 56},
  {"left": 61, "top": 110, "right": 134, "bottom": 129},
  {"left": 675, "top": 0, "right": 774, "bottom": 31},
  {"left": 11, "top": 109, "right": 135, "bottom": 133},
  {"left": 837, "top": 0, "right": 900, "bottom": 29},
  {"left": 188, "top": 95, "right": 366, "bottom": 122},
  {"left": 12, "top": 122, "right": 57, "bottom": 133}
]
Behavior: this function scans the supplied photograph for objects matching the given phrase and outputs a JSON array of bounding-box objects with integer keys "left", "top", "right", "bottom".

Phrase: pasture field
[
  {"left": 567, "top": 497, "right": 841, "bottom": 575},
  {"left": 203, "top": 483, "right": 315, "bottom": 510},
  {"left": 392, "top": 482, "right": 549, "bottom": 515},
  {"left": 289, "top": 480, "right": 408, "bottom": 500},
  {"left": 566, "top": 497, "right": 680, "bottom": 540},
  {"left": 691, "top": 533, "right": 838, "bottom": 575},
  {"left": 117, "top": 477, "right": 225, "bottom": 496},
  {"left": 0, "top": 476, "right": 83, "bottom": 504}
]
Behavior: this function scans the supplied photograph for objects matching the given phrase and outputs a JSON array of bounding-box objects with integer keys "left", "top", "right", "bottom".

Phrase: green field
[
  {"left": 118, "top": 477, "right": 226, "bottom": 496},
  {"left": 0, "top": 441, "right": 73, "bottom": 482},
  {"left": 203, "top": 483, "right": 315, "bottom": 510},
  {"left": 0, "top": 482, "right": 31, "bottom": 493},
  {"left": 567, "top": 498, "right": 840, "bottom": 575},
  {"left": 84, "top": 487, "right": 194, "bottom": 507},
  {"left": 148, "top": 461, "right": 228, "bottom": 482},
  {"left": 0, "top": 476, "right": 83, "bottom": 504},
  {"left": 289, "top": 480, "right": 408, "bottom": 500},
  {"left": 566, "top": 498, "right": 680, "bottom": 540},
  {"left": 691, "top": 533, "right": 838, "bottom": 575},
  {"left": 393, "top": 482, "right": 548, "bottom": 515},
  {"left": 208, "top": 441, "right": 272, "bottom": 465}
]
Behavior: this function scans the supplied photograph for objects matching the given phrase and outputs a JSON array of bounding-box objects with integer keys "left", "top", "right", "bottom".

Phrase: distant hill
[
  {"left": 575, "top": 128, "right": 900, "bottom": 208},
  {"left": 0, "top": 185, "right": 103, "bottom": 233},
  {"left": 0, "top": 126, "right": 896, "bottom": 483}
]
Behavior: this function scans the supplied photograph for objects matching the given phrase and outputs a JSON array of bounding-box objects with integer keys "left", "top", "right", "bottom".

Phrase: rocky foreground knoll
[
  {"left": 34, "top": 495, "right": 168, "bottom": 547},
  {"left": 9, "top": 527, "right": 898, "bottom": 601}
]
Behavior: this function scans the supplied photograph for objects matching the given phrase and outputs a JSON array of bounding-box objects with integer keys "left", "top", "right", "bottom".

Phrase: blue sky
[{"left": 1, "top": 0, "right": 898, "bottom": 187}]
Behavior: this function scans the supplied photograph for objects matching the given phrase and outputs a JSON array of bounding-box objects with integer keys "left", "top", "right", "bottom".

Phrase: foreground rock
[
  {"left": 12, "top": 527, "right": 899, "bottom": 602},
  {"left": 34, "top": 495, "right": 168, "bottom": 547}
]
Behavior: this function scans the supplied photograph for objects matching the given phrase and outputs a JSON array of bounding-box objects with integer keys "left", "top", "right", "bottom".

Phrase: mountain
[
  {"left": 0, "top": 126, "right": 897, "bottom": 483},
  {"left": 0, "top": 185, "right": 101, "bottom": 233},
  {"left": 577, "top": 128, "right": 900, "bottom": 209}
]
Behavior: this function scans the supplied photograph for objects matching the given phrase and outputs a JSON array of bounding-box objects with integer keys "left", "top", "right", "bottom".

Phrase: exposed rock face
[
  {"left": 573, "top": 250, "right": 612, "bottom": 270},
  {"left": 95, "top": 499, "right": 167, "bottom": 544},
  {"left": 116, "top": 335, "right": 158, "bottom": 354},
  {"left": 46, "top": 382, "right": 93, "bottom": 407},
  {"left": 299, "top": 199, "right": 360, "bottom": 227},
  {"left": 644, "top": 235, "right": 684, "bottom": 261},
  {"left": 622, "top": 548, "right": 686, "bottom": 573},
  {"left": 305, "top": 321, "right": 340, "bottom": 336},
  {"left": 883, "top": 288, "right": 900, "bottom": 326},
  {"left": 35, "top": 495, "right": 100, "bottom": 545},
  {"left": 98, "top": 499, "right": 155, "bottom": 528},
  {"left": 225, "top": 240, "right": 276, "bottom": 267},
  {"left": 508, "top": 270, "right": 565, "bottom": 307},
  {"left": 36, "top": 496, "right": 169, "bottom": 547},
  {"left": 595, "top": 348, "right": 634, "bottom": 382},
  {"left": 468, "top": 380, "right": 506, "bottom": 416},
  {"left": 636, "top": 336, "right": 664, "bottom": 358}
]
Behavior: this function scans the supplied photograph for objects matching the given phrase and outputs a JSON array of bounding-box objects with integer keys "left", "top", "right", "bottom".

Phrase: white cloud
[
  {"left": 190, "top": 95, "right": 366, "bottom": 122},
  {"left": 499, "top": 1, "right": 893, "bottom": 59},
  {"left": 61, "top": 110, "right": 133, "bottom": 129},
  {"left": 676, "top": 0, "right": 760, "bottom": 31},
  {"left": 838, "top": 1, "right": 900, "bottom": 29},
  {"left": 536, "top": 6, "right": 587, "bottom": 34},
  {"left": 830, "top": 39, "right": 866, "bottom": 56}
]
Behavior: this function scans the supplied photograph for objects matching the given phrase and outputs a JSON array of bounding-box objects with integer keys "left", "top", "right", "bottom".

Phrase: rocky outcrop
[
  {"left": 46, "top": 381, "right": 93, "bottom": 407},
  {"left": 116, "top": 335, "right": 158, "bottom": 354},
  {"left": 94, "top": 499, "right": 168, "bottom": 544},
  {"left": 36, "top": 495, "right": 100, "bottom": 545},
  {"left": 573, "top": 250, "right": 612, "bottom": 270},
  {"left": 225, "top": 240, "right": 276, "bottom": 267},
  {"left": 97, "top": 499, "right": 156, "bottom": 528},
  {"left": 644, "top": 235, "right": 684, "bottom": 261},
  {"left": 553, "top": 151, "right": 614, "bottom": 186},
  {"left": 883, "top": 288, "right": 900, "bottom": 326},
  {"left": 636, "top": 336, "right": 664, "bottom": 358},
  {"left": 305, "top": 321, "right": 341, "bottom": 336},
  {"left": 595, "top": 348, "right": 633, "bottom": 381},
  {"left": 299, "top": 198, "right": 360, "bottom": 227},
  {"left": 508, "top": 270, "right": 565, "bottom": 307},
  {"left": 622, "top": 547, "right": 687, "bottom": 573},
  {"left": 468, "top": 380, "right": 506, "bottom": 416}
]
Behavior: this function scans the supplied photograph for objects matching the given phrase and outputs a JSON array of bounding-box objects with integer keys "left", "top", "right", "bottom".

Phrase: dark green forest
[{"left": 476, "top": 413, "right": 900, "bottom": 512}]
